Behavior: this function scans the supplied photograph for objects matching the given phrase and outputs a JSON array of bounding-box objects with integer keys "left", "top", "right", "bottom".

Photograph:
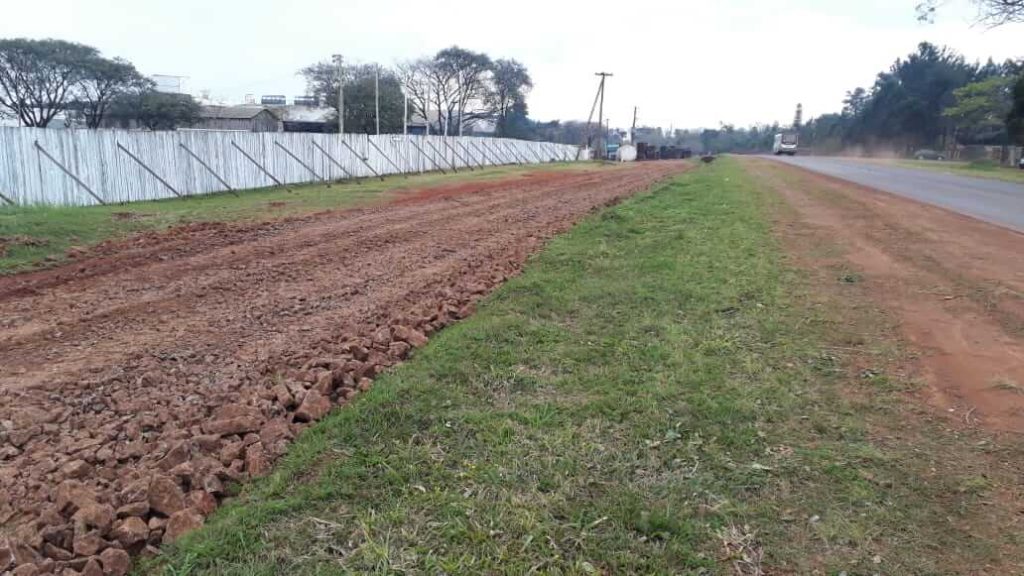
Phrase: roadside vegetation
[
  {"left": 0, "top": 163, "right": 582, "bottom": 274},
  {"left": 895, "top": 158, "right": 1024, "bottom": 183},
  {"left": 154, "top": 158, "right": 1023, "bottom": 575}
]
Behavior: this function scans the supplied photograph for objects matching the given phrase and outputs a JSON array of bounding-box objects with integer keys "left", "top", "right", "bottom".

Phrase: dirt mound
[{"left": 0, "top": 162, "right": 689, "bottom": 574}]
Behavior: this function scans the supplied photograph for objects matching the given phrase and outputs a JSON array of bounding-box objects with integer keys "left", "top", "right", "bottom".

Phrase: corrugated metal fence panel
[{"left": 0, "top": 127, "right": 581, "bottom": 206}]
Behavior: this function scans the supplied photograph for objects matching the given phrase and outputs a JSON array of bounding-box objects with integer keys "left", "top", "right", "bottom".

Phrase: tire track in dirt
[
  {"left": 0, "top": 161, "right": 688, "bottom": 574},
  {"left": 746, "top": 157, "right": 1024, "bottom": 433}
]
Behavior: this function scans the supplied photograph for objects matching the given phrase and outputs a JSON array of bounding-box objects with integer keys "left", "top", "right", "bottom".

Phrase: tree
[
  {"left": 76, "top": 56, "right": 152, "bottom": 128},
  {"left": 943, "top": 76, "right": 1013, "bottom": 143},
  {"left": 433, "top": 46, "right": 492, "bottom": 134},
  {"left": 1008, "top": 74, "right": 1024, "bottom": 144},
  {"left": 0, "top": 38, "right": 98, "bottom": 127},
  {"left": 299, "top": 59, "right": 405, "bottom": 133},
  {"left": 917, "top": 0, "right": 1024, "bottom": 25},
  {"left": 110, "top": 91, "right": 201, "bottom": 130},
  {"left": 489, "top": 59, "right": 533, "bottom": 137}
]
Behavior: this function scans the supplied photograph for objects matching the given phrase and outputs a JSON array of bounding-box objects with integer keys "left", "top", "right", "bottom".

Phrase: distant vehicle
[
  {"left": 913, "top": 149, "right": 945, "bottom": 161},
  {"left": 772, "top": 133, "right": 798, "bottom": 155},
  {"left": 1018, "top": 156, "right": 1024, "bottom": 170}
]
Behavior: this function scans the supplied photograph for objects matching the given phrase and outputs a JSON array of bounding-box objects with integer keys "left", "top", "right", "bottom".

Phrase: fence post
[
  {"left": 340, "top": 138, "right": 384, "bottom": 181},
  {"left": 501, "top": 141, "right": 526, "bottom": 165},
  {"left": 311, "top": 141, "right": 359, "bottom": 182},
  {"left": 526, "top": 144, "right": 545, "bottom": 164},
  {"left": 425, "top": 139, "right": 458, "bottom": 172},
  {"left": 443, "top": 138, "right": 475, "bottom": 170},
  {"left": 472, "top": 140, "right": 501, "bottom": 166},
  {"left": 366, "top": 137, "right": 406, "bottom": 177},
  {"left": 456, "top": 140, "right": 485, "bottom": 169},
  {"left": 409, "top": 138, "right": 445, "bottom": 174},
  {"left": 274, "top": 141, "right": 323, "bottom": 181},
  {"left": 34, "top": 140, "right": 106, "bottom": 205},
  {"left": 178, "top": 143, "right": 237, "bottom": 195},
  {"left": 116, "top": 142, "right": 183, "bottom": 198},
  {"left": 231, "top": 141, "right": 282, "bottom": 186}
]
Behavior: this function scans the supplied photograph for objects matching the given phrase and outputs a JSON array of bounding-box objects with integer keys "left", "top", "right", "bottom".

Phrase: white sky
[{"left": 1, "top": 0, "right": 1021, "bottom": 130}]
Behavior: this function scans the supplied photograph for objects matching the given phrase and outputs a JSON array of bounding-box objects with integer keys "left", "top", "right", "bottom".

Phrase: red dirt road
[
  {"left": 0, "top": 162, "right": 687, "bottom": 573},
  {"left": 746, "top": 158, "right": 1024, "bottom": 433}
]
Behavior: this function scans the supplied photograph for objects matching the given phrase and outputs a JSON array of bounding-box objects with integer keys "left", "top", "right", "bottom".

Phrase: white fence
[{"left": 0, "top": 127, "right": 581, "bottom": 206}]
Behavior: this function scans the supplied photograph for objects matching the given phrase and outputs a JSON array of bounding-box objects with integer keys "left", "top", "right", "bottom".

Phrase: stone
[
  {"left": 72, "top": 500, "right": 115, "bottom": 534},
  {"left": 55, "top": 480, "right": 98, "bottom": 514},
  {"left": 42, "top": 541, "right": 74, "bottom": 561},
  {"left": 313, "top": 370, "right": 334, "bottom": 396},
  {"left": 12, "top": 563, "right": 39, "bottom": 576},
  {"left": 294, "top": 390, "right": 331, "bottom": 422},
  {"left": 201, "top": 415, "right": 262, "bottom": 437},
  {"left": 270, "top": 383, "right": 294, "bottom": 408},
  {"left": 81, "top": 558, "right": 104, "bottom": 576},
  {"left": 388, "top": 341, "right": 411, "bottom": 358},
  {"left": 244, "top": 442, "right": 270, "bottom": 477},
  {"left": 118, "top": 479, "right": 149, "bottom": 504},
  {"left": 148, "top": 476, "right": 186, "bottom": 516},
  {"left": 392, "top": 325, "right": 428, "bottom": 348},
  {"left": 111, "top": 517, "right": 148, "bottom": 547},
  {"left": 98, "top": 547, "right": 131, "bottom": 576},
  {"left": 187, "top": 490, "right": 217, "bottom": 516},
  {"left": 40, "top": 524, "right": 72, "bottom": 549},
  {"left": 193, "top": 434, "right": 223, "bottom": 454},
  {"left": 164, "top": 508, "right": 203, "bottom": 543},
  {"left": 156, "top": 441, "right": 191, "bottom": 471},
  {"left": 357, "top": 378, "right": 373, "bottom": 392},
  {"left": 61, "top": 459, "right": 94, "bottom": 480},
  {"left": 72, "top": 531, "right": 105, "bottom": 556},
  {"left": 115, "top": 501, "right": 148, "bottom": 518}
]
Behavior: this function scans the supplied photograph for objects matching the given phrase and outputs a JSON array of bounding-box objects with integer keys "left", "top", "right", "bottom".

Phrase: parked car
[
  {"left": 913, "top": 149, "right": 945, "bottom": 161},
  {"left": 1019, "top": 156, "right": 1024, "bottom": 170}
]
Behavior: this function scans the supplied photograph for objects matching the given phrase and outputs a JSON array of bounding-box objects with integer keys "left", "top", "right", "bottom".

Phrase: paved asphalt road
[{"left": 769, "top": 155, "right": 1024, "bottom": 232}]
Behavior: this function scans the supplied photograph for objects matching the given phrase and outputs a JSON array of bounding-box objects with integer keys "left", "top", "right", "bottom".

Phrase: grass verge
[
  {"left": 0, "top": 163, "right": 586, "bottom": 274},
  {"left": 153, "top": 157, "right": 1023, "bottom": 575},
  {"left": 894, "top": 159, "right": 1024, "bottom": 184}
]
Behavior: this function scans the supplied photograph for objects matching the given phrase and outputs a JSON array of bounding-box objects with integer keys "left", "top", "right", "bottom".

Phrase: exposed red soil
[
  {"left": 0, "top": 162, "right": 688, "bottom": 574},
  {"left": 745, "top": 158, "right": 1024, "bottom": 433}
]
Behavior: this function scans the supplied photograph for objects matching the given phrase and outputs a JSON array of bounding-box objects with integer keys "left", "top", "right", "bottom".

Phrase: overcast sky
[{"left": 1, "top": 0, "right": 1021, "bottom": 130}]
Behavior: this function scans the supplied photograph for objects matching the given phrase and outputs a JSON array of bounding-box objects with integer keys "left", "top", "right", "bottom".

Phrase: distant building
[
  {"left": 273, "top": 106, "right": 334, "bottom": 133},
  {"left": 196, "top": 105, "right": 281, "bottom": 132}
]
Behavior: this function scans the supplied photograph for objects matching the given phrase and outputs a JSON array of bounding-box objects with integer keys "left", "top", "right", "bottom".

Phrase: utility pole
[
  {"left": 631, "top": 106, "right": 637, "bottom": 143},
  {"left": 595, "top": 72, "right": 612, "bottom": 159},
  {"left": 403, "top": 91, "right": 408, "bottom": 135},
  {"left": 375, "top": 65, "right": 380, "bottom": 135},
  {"left": 332, "top": 54, "right": 344, "bottom": 134}
]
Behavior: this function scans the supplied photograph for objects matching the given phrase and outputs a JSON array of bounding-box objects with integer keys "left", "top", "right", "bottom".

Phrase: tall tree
[
  {"left": 110, "top": 91, "right": 201, "bottom": 130},
  {"left": 76, "top": 56, "right": 152, "bottom": 128},
  {"left": 943, "top": 75, "right": 1014, "bottom": 144},
  {"left": 433, "top": 46, "right": 493, "bottom": 134},
  {"left": 489, "top": 59, "right": 533, "bottom": 137},
  {"left": 0, "top": 38, "right": 98, "bottom": 127},
  {"left": 299, "top": 59, "right": 405, "bottom": 133},
  {"left": 1008, "top": 74, "right": 1024, "bottom": 145}
]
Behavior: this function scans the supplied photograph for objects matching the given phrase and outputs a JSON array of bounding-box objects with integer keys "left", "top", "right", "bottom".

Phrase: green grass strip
[{"left": 154, "top": 157, "right": 1014, "bottom": 575}]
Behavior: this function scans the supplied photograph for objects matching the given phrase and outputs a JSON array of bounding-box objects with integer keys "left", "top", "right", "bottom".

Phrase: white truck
[{"left": 773, "top": 133, "right": 798, "bottom": 156}]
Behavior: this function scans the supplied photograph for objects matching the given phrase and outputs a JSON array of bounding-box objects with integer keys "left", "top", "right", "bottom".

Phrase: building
[
  {"left": 196, "top": 105, "right": 281, "bottom": 132},
  {"left": 274, "top": 106, "right": 334, "bottom": 133}
]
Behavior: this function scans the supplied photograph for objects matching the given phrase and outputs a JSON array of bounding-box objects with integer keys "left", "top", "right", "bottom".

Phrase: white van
[{"left": 773, "top": 133, "right": 798, "bottom": 156}]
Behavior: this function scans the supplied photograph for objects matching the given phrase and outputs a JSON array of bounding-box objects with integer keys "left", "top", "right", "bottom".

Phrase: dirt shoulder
[
  {"left": 743, "top": 157, "right": 1024, "bottom": 433},
  {"left": 0, "top": 161, "right": 687, "bottom": 574}
]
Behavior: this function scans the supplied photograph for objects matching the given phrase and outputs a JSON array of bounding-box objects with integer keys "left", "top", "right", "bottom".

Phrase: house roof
[{"left": 199, "top": 106, "right": 272, "bottom": 120}]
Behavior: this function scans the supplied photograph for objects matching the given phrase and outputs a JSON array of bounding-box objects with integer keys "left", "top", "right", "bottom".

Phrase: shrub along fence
[{"left": 0, "top": 127, "right": 580, "bottom": 206}]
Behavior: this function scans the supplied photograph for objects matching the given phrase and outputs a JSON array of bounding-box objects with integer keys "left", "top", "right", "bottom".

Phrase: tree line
[
  {"left": 698, "top": 42, "right": 1024, "bottom": 156},
  {"left": 0, "top": 38, "right": 201, "bottom": 130},
  {"left": 299, "top": 46, "right": 535, "bottom": 138}
]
